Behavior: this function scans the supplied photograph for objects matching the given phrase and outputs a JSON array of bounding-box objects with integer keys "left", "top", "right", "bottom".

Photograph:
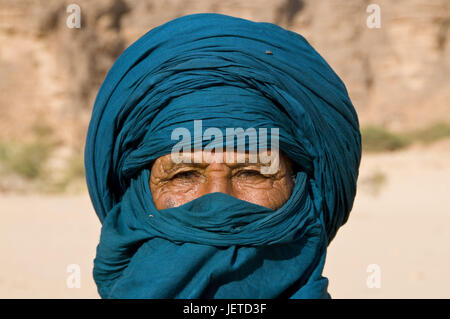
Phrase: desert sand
[{"left": 1, "top": 140, "right": 449, "bottom": 298}]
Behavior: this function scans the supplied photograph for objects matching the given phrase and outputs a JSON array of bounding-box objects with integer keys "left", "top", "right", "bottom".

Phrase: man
[{"left": 85, "top": 13, "right": 361, "bottom": 298}]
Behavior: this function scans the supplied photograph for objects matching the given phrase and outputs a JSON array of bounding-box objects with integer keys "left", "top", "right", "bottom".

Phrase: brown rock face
[{"left": 0, "top": 0, "right": 449, "bottom": 145}]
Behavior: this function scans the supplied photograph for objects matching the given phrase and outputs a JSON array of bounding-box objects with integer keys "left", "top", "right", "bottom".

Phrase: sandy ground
[{"left": 1, "top": 140, "right": 449, "bottom": 298}]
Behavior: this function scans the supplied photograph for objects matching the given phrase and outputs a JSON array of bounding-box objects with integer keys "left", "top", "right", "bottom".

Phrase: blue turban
[{"left": 85, "top": 13, "right": 361, "bottom": 298}]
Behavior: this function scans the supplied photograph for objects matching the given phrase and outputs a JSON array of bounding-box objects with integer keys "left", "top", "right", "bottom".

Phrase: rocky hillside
[{"left": 0, "top": 0, "right": 449, "bottom": 191}]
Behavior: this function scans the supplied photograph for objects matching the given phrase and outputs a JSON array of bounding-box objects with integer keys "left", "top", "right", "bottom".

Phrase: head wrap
[{"left": 85, "top": 13, "right": 361, "bottom": 298}]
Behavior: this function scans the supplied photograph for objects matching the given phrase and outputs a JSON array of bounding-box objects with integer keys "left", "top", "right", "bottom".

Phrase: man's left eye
[{"left": 234, "top": 170, "right": 265, "bottom": 178}]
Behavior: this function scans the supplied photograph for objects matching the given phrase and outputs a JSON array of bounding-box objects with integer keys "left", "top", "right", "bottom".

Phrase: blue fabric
[{"left": 84, "top": 13, "right": 361, "bottom": 299}]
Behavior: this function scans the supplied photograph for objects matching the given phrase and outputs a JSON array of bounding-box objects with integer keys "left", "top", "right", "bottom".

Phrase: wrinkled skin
[{"left": 150, "top": 151, "right": 295, "bottom": 210}]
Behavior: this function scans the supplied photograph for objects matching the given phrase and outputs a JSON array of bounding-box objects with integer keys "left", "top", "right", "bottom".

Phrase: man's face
[{"left": 150, "top": 151, "right": 295, "bottom": 210}]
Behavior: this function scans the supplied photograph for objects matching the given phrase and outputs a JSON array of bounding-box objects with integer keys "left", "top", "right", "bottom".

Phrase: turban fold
[{"left": 85, "top": 13, "right": 361, "bottom": 298}]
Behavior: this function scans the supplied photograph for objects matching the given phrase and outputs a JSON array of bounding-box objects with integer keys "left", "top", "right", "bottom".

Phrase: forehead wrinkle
[{"left": 158, "top": 151, "right": 280, "bottom": 171}]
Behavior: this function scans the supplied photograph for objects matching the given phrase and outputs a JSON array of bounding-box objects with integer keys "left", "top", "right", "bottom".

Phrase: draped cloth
[{"left": 84, "top": 13, "right": 361, "bottom": 298}]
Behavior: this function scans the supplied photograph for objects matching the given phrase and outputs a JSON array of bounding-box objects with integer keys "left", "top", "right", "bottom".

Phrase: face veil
[{"left": 84, "top": 13, "right": 361, "bottom": 298}]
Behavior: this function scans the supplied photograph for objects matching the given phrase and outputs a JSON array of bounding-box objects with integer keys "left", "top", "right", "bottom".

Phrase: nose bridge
[{"left": 202, "top": 164, "right": 232, "bottom": 195}]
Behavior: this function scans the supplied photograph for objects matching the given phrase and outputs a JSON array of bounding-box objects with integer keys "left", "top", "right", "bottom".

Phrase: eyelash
[
  {"left": 172, "top": 171, "right": 200, "bottom": 180},
  {"left": 234, "top": 169, "right": 264, "bottom": 178}
]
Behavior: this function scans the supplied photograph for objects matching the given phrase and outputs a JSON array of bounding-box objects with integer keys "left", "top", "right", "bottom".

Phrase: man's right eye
[{"left": 171, "top": 170, "right": 200, "bottom": 180}]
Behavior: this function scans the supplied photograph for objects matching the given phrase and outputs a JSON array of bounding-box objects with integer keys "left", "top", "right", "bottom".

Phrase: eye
[
  {"left": 234, "top": 169, "right": 265, "bottom": 179},
  {"left": 171, "top": 170, "right": 200, "bottom": 180}
]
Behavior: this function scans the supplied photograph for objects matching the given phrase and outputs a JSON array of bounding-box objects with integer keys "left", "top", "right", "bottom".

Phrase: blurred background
[{"left": 0, "top": 0, "right": 449, "bottom": 298}]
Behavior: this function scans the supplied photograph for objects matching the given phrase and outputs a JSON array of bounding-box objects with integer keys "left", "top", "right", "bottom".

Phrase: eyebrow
[
  {"left": 165, "top": 162, "right": 209, "bottom": 172},
  {"left": 163, "top": 160, "right": 269, "bottom": 173}
]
